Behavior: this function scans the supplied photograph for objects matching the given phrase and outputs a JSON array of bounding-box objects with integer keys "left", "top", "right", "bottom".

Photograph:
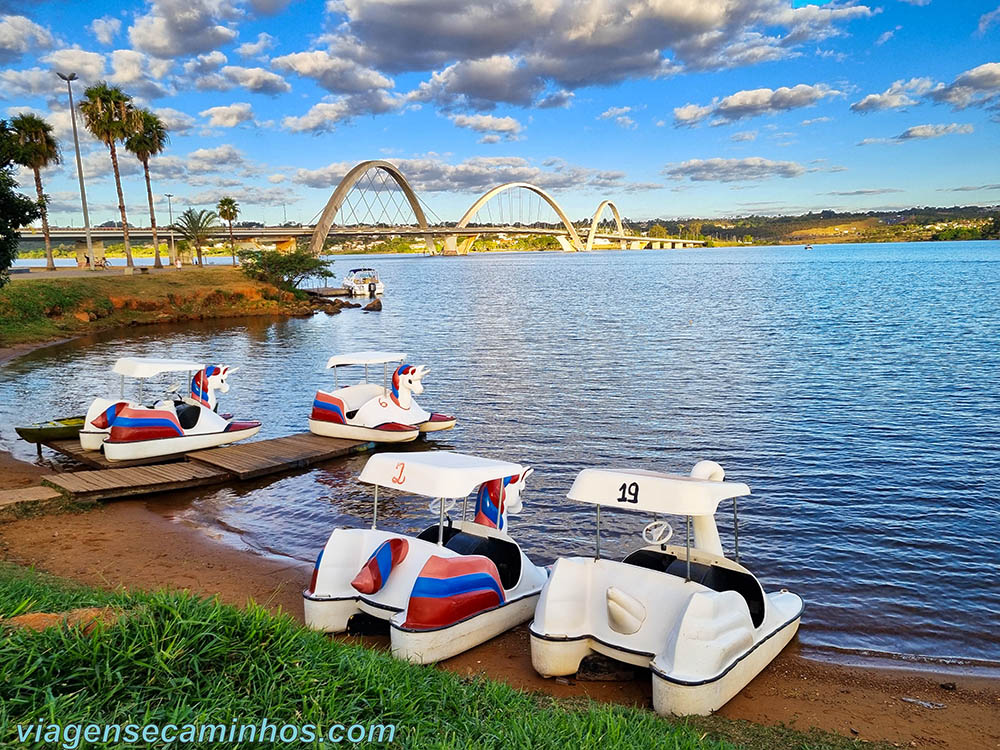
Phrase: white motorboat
[
  {"left": 79, "top": 357, "right": 261, "bottom": 461},
  {"left": 343, "top": 267, "right": 384, "bottom": 297},
  {"left": 308, "top": 351, "right": 456, "bottom": 443},
  {"left": 304, "top": 451, "right": 548, "bottom": 664},
  {"left": 530, "top": 460, "right": 802, "bottom": 716}
]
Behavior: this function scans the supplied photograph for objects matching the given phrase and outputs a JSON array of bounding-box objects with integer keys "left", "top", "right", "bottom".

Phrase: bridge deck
[{"left": 39, "top": 433, "right": 374, "bottom": 501}]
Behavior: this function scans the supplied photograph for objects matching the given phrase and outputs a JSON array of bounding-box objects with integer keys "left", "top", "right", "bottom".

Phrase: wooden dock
[
  {"left": 39, "top": 434, "right": 374, "bottom": 502},
  {"left": 43, "top": 438, "right": 185, "bottom": 469}
]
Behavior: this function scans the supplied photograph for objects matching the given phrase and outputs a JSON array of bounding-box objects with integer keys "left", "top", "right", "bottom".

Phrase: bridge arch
[
  {"left": 308, "top": 160, "right": 435, "bottom": 255},
  {"left": 456, "top": 182, "right": 584, "bottom": 252},
  {"left": 585, "top": 200, "right": 626, "bottom": 252}
]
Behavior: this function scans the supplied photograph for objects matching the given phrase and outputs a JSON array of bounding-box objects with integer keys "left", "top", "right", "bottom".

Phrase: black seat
[
  {"left": 623, "top": 549, "right": 766, "bottom": 628},
  {"left": 416, "top": 525, "right": 522, "bottom": 589},
  {"left": 174, "top": 402, "right": 201, "bottom": 430}
]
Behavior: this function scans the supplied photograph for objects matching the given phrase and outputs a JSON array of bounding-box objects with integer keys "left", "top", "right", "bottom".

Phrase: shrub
[{"left": 237, "top": 249, "right": 334, "bottom": 291}]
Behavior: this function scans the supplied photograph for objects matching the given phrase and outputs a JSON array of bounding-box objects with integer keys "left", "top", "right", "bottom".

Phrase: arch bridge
[{"left": 307, "top": 160, "right": 704, "bottom": 255}]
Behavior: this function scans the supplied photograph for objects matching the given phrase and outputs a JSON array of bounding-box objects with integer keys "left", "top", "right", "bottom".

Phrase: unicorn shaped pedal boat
[
  {"left": 308, "top": 351, "right": 456, "bottom": 443},
  {"left": 304, "top": 451, "right": 548, "bottom": 664},
  {"left": 530, "top": 460, "right": 803, "bottom": 716},
  {"left": 79, "top": 357, "right": 261, "bottom": 461}
]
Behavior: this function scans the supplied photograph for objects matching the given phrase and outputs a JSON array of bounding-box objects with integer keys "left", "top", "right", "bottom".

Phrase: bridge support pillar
[
  {"left": 75, "top": 239, "right": 105, "bottom": 267},
  {"left": 555, "top": 235, "right": 578, "bottom": 252},
  {"left": 442, "top": 236, "right": 459, "bottom": 256}
]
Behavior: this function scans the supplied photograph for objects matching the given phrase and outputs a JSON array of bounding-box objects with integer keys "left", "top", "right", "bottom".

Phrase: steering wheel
[
  {"left": 643, "top": 520, "right": 674, "bottom": 545},
  {"left": 429, "top": 498, "right": 457, "bottom": 516}
]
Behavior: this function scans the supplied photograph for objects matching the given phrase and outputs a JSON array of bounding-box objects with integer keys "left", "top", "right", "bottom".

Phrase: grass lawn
[{"left": 0, "top": 563, "right": 890, "bottom": 749}]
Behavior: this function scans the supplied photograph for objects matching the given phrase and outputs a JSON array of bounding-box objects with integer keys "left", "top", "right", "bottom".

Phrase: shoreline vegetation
[{"left": 0, "top": 266, "right": 349, "bottom": 348}]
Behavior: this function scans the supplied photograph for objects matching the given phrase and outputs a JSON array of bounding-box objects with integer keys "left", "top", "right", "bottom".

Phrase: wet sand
[{"left": 0, "top": 472, "right": 996, "bottom": 750}]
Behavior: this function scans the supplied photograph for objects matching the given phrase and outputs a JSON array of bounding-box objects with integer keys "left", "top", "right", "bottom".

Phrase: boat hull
[
  {"left": 651, "top": 613, "right": 801, "bottom": 716},
  {"left": 417, "top": 417, "right": 456, "bottom": 432},
  {"left": 308, "top": 419, "right": 418, "bottom": 443},
  {"left": 15, "top": 416, "right": 86, "bottom": 443},
  {"left": 391, "top": 593, "right": 540, "bottom": 664},
  {"left": 102, "top": 423, "right": 261, "bottom": 461}
]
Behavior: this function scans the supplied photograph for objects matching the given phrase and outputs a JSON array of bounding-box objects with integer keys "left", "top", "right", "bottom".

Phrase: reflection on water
[{"left": 2, "top": 244, "right": 1000, "bottom": 665}]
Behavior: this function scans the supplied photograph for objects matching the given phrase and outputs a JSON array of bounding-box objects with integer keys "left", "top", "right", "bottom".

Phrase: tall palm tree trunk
[
  {"left": 108, "top": 140, "right": 133, "bottom": 267},
  {"left": 228, "top": 220, "right": 235, "bottom": 265},
  {"left": 142, "top": 159, "right": 161, "bottom": 268},
  {"left": 32, "top": 167, "right": 54, "bottom": 270}
]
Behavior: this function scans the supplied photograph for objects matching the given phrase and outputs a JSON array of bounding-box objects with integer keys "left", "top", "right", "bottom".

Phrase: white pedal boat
[
  {"left": 530, "top": 460, "right": 802, "bottom": 716},
  {"left": 79, "top": 357, "right": 261, "bottom": 461},
  {"left": 304, "top": 451, "right": 548, "bottom": 664},
  {"left": 308, "top": 351, "right": 456, "bottom": 443}
]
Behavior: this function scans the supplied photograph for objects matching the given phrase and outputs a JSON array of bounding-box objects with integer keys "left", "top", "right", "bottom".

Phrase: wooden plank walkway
[
  {"left": 187, "top": 434, "right": 374, "bottom": 479},
  {"left": 42, "top": 462, "right": 225, "bottom": 501},
  {"left": 37, "top": 433, "right": 374, "bottom": 502},
  {"left": 43, "top": 439, "right": 184, "bottom": 469}
]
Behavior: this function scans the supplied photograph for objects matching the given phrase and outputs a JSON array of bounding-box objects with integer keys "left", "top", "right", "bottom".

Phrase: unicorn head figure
[
  {"left": 473, "top": 468, "right": 533, "bottom": 532},
  {"left": 190, "top": 364, "right": 237, "bottom": 410},
  {"left": 390, "top": 363, "right": 430, "bottom": 410}
]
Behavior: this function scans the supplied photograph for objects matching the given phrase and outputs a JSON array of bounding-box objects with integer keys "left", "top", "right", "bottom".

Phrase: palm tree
[
  {"left": 216, "top": 196, "right": 239, "bottom": 265},
  {"left": 10, "top": 114, "right": 60, "bottom": 270},
  {"left": 173, "top": 208, "right": 220, "bottom": 266},
  {"left": 125, "top": 109, "right": 168, "bottom": 268},
  {"left": 78, "top": 82, "right": 141, "bottom": 267}
]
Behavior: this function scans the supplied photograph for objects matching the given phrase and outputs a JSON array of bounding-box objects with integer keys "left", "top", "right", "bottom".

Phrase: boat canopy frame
[
  {"left": 324, "top": 351, "right": 406, "bottom": 391},
  {"left": 567, "top": 467, "right": 750, "bottom": 579},
  {"left": 358, "top": 451, "right": 525, "bottom": 546},
  {"left": 111, "top": 357, "right": 206, "bottom": 401}
]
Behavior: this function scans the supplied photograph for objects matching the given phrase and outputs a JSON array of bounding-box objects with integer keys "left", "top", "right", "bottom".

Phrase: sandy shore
[{"left": 0, "top": 461, "right": 996, "bottom": 750}]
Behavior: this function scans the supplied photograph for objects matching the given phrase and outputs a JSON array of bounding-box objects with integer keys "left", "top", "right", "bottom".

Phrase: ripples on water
[{"left": 2, "top": 242, "right": 999, "bottom": 665}]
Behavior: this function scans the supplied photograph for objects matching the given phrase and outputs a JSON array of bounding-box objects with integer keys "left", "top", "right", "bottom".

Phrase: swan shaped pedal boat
[
  {"left": 308, "top": 351, "right": 456, "bottom": 443},
  {"left": 304, "top": 451, "right": 547, "bottom": 664},
  {"left": 79, "top": 357, "right": 261, "bottom": 461},
  {"left": 529, "top": 460, "right": 802, "bottom": 716}
]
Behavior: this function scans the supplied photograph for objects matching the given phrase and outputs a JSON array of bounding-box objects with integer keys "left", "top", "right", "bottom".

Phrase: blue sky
[{"left": 2, "top": 0, "right": 998, "bottom": 226}]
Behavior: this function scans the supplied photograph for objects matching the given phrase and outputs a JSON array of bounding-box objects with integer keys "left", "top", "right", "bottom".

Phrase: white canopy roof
[
  {"left": 567, "top": 468, "right": 750, "bottom": 516},
  {"left": 360, "top": 451, "right": 524, "bottom": 499},
  {"left": 112, "top": 357, "right": 206, "bottom": 378},
  {"left": 325, "top": 351, "right": 406, "bottom": 368}
]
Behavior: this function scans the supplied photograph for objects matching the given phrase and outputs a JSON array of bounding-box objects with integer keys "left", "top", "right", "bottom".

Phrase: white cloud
[
  {"left": 857, "top": 122, "right": 975, "bottom": 145},
  {"left": 409, "top": 55, "right": 539, "bottom": 110},
  {"left": 110, "top": 49, "right": 172, "bottom": 98},
  {"left": 44, "top": 47, "right": 107, "bottom": 83},
  {"left": 674, "top": 83, "right": 839, "bottom": 126},
  {"left": 895, "top": 123, "right": 974, "bottom": 139},
  {"left": 598, "top": 106, "right": 637, "bottom": 129},
  {"left": 730, "top": 130, "right": 757, "bottom": 142},
  {"left": 153, "top": 107, "right": 196, "bottom": 134},
  {"left": 876, "top": 25, "right": 901, "bottom": 45},
  {"left": 927, "top": 62, "right": 1000, "bottom": 109},
  {"left": 267, "top": 173, "right": 286, "bottom": 183},
  {"left": 281, "top": 91, "right": 403, "bottom": 133},
  {"left": 0, "top": 15, "right": 53, "bottom": 62},
  {"left": 272, "top": 50, "right": 391, "bottom": 94},
  {"left": 801, "top": 116, "right": 832, "bottom": 125},
  {"left": 129, "top": 0, "right": 240, "bottom": 58},
  {"left": 185, "top": 184, "right": 298, "bottom": 207},
  {"left": 236, "top": 31, "right": 274, "bottom": 57},
  {"left": 978, "top": 6, "right": 1000, "bottom": 36},
  {"left": 665, "top": 157, "right": 807, "bottom": 182},
  {"left": 187, "top": 144, "right": 247, "bottom": 173},
  {"left": 850, "top": 78, "right": 933, "bottom": 112},
  {"left": 199, "top": 102, "right": 254, "bottom": 127},
  {"left": 449, "top": 113, "right": 522, "bottom": 141},
  {"left": 220, "top": 65, "right": 290, "bottom": 94},
  {"left": 183, "top": 50, "right": 227, "bottom": 76},
  {"left": 89, "top": 16, "right": 121, "bottom": 46}
]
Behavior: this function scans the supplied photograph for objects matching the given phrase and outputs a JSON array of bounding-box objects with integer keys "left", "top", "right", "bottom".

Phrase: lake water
[{"left": 3, "top": 242, "right": 999, "bottom": 667}]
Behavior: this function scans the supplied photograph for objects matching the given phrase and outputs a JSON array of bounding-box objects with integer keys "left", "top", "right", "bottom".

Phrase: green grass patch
[{"left": 0, "top": 564, "right": 888, "bottom": 749}]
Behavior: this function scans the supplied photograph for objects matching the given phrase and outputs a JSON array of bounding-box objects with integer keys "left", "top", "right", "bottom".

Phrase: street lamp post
[
  {"left": 164, "top": 193, "right": 175, "bottom": 265},
  {"left": 57, "top": 71, "right": 93, "bottom": 271}
]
